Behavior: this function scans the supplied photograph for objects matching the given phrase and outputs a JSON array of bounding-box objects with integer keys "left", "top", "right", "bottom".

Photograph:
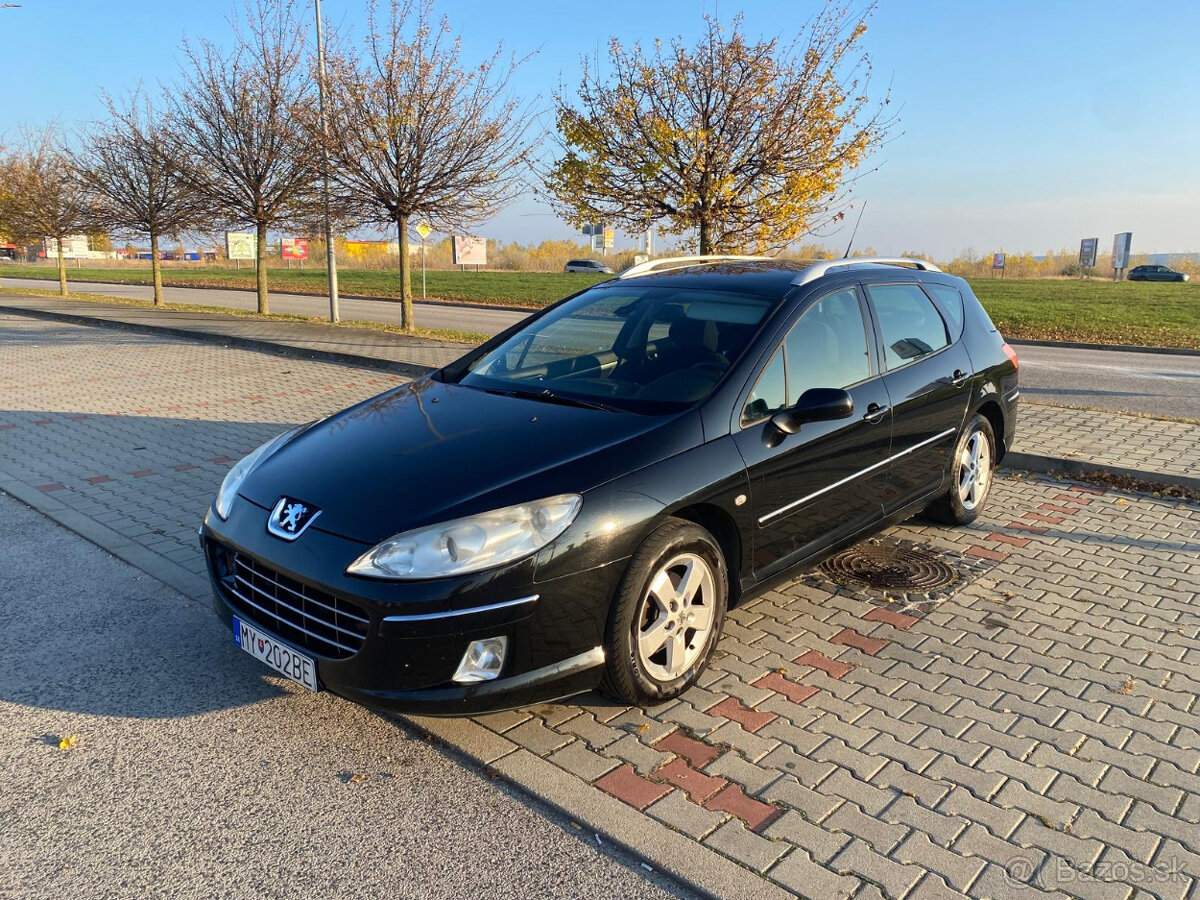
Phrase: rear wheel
[
  {"left": 600, "top": 518, "right": 727, "bottom": 705},
  {"left": 925, "top": 413, "right": 995, "bottom": 525}
]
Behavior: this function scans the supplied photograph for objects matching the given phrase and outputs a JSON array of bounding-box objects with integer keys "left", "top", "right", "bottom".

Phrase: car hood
[{"left": 240, "top": 378, "right": 703, "bottom": 544}]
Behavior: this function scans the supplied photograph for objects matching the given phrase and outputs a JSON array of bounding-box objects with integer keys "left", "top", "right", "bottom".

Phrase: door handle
[
  {"left": 948, "top": 369, "right": 969, "bottom": 388},
  {"left": 863, "top": 403, "right": 890, "bottom": 424}
]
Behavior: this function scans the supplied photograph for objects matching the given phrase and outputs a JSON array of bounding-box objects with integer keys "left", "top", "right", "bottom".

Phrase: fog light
[{"left": 452, "top": 636, "right": 508, "bottom": 684}]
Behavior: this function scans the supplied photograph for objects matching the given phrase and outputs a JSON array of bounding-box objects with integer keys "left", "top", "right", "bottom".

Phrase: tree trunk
[
  {"left": 150, "top": 232, "right": 164, "bottom": 307},
  {"left": 397, "top": 213, "right": 414, "bottom": 332},
  {"left": 256, "top": 224, "right": 269, "bottom": 314},
  {"left": 56, "top": 241, "right": 67, "bottom": 296},
  {"left": 698, "top": 219, "right": 711, "bottom": 255}
]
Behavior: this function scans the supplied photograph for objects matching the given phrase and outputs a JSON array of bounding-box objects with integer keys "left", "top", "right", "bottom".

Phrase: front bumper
[{"left": 201, "top": 501, "right": 624, "bottom": 715}]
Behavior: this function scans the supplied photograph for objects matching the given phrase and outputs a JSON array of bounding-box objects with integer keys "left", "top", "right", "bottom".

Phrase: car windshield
[{"left": 451, "top": 285, "right": 777, "bottom": 414}]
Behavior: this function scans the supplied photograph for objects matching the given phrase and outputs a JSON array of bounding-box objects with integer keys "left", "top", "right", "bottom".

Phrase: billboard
[
  {"left": 1112, "top": 232, "right": 1133, "bottom": 270},
  {"left": 226, "top": 232, "right": 257, "bottom": 261},
  {"left": 1079, "top": 238, "right": 1098, "bottom": 268},
  {"left": 603, "top": 227, "right": 615, "bottom": 249},
  {"left": 992, "top": 253, "right": 1006, "bottom": 269},
  {"left": 45, "top": 235, "right": 89, "bottom": 259},
  {"left": 452, "top": 235, "right": 487, "bottom": 266},
  {"left": 281, "top": 238, "right": 309, "bottom": 260}
]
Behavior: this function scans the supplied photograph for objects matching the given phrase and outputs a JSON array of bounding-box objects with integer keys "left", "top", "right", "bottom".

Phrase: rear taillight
[{"left": 1001, "top": 342, "right": 1019, "bottom": 370}]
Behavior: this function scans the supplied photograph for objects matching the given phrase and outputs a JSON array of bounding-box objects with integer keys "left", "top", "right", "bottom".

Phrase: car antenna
[{"left": 843, "top": 201, "right": 867, "bottom": 259}]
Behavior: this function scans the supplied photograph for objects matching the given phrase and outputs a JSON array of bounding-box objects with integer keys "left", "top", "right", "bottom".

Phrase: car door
[
  {"left": 733, "top": 286, "right": 892, "bottom": 578},
  {"left": 864, "top": 282, "right": 973, "bottom": 508}
]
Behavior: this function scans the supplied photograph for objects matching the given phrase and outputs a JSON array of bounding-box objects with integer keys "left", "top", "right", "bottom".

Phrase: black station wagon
[{"left": 201, "top": 256, "right": 1019, "bottom": 713}]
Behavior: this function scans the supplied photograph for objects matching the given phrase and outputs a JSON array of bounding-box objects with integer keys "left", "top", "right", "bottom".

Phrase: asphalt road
[
  {"left": 0, "top": 491, "right": 690, "bottom": 900},
  {"left": 4, "top": 274, "right": 1198, "bottom": 419}
]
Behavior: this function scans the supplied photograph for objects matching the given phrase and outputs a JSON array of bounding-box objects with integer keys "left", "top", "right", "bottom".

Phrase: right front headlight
[
  {"left": 213, "top": 428, "right": 299, "bottom": 520},
  {"left": 347, "top": 494, "right": 583, "bottom": 580}
]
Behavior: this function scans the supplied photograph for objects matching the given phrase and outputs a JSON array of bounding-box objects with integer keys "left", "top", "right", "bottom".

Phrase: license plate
[{"left": 233, "top": 616, "right": 319, "bottom": 692}]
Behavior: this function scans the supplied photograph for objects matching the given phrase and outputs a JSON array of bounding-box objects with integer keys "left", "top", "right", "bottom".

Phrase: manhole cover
[{"left": 819, "top": 542, "right": 958, "bottom": 592}]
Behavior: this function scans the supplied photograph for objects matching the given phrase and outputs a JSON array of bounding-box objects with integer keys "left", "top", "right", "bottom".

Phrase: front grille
[{"left": 223, "top": 553, "right": 370, "bottom": 659}]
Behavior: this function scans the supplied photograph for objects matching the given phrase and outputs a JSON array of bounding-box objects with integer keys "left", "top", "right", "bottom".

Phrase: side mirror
[{"left": 770, "top": 387, "right": 854, "bottom": 435}]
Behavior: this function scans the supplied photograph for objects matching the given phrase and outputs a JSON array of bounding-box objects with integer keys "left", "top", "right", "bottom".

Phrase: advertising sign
[
  {"left": 1079, "top": 238, "right": 1098, "bottom": 268},
  {"left": 992, "top": 253, "right": 1006, "bottom": 269},
  {"left": 226, "top": 232, "right": 257, "bottom": 261},
  {"left": 452, "top": 235, "right": 487, "bottom": 266},
  {"left": 281, "top": 238, "right": 309, "bottom": 260},
  {"left": 45, "top": 235, "right": 89, "bottom": 259},
  {"left": 1112, "top": 232, "right": 1133, "bottom": 270},
  {"left": 603, "top": 227, "right": 615, "bottom": 249}
]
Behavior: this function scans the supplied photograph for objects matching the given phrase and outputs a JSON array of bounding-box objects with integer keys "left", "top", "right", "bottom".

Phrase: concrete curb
[
  {"left": 0, "top": 302, "right": 436, "bottom": 377},
  {"left": 1006, "top": 338, "right": 1200, "bottom": 357},
  {"left": 1006, "top": 452, "right": 1200, "bottom": 493},
  {"left": 0, "top": 473, "right": 787, "bottom": 900}
]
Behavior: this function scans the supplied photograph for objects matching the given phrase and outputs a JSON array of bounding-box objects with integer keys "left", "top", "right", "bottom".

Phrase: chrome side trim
[
  {"left": 382, "top": 594, "right": 540, "bottom": 623},
  {"left": 758, "top": 427, "right": 957, "bottom": 525}
]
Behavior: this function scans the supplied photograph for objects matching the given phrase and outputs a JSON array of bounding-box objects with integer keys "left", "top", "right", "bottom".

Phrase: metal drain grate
[{"left": 819, "top": 541, "right": 958, "bottom": 592}]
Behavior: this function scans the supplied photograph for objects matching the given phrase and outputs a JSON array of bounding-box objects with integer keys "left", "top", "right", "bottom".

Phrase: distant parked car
[
  {"left": 564, "top": 259, "right": 614, "bottom": 274},
  {"left": 1128, "top": 264, "right": 1189, "bottom": 282}
]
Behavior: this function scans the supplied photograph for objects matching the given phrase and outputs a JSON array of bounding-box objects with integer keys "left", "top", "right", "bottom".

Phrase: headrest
[{"left": 669, "top": 317, "right": 718, "bottom": 351}]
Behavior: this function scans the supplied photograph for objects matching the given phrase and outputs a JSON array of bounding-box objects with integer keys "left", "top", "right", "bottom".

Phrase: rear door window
[{"left": 866, "top": 283, "right": 950, "bottom": 370}]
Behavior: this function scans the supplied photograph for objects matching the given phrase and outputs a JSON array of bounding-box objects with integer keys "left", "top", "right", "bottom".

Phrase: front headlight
[
  {"left": 213, "top": 428, "right": 299, "bottom": 520},
  {"left": 347, "top": 493, "right": 583, "bottom": 580}
]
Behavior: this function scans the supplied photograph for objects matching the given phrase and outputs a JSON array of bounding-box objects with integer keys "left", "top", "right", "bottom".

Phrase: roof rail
[
  {"left": 791, "top": 257, "right": 942, "bottom": 287},
  {"left": 617, "top": 254, "right": 771, "bottom": 280}
]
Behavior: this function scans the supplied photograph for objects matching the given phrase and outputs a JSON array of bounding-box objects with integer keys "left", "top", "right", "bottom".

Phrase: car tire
[
  {"left": 924, "top": 413, "right": 996, "bottom": 526},
  {"left": 599, "top": 518, "right": 728, "bottom": 705}
]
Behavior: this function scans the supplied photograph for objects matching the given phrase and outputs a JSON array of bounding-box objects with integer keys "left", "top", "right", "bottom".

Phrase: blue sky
[{"left": 2, "top": 1, "right": 1198, "bottom": 257}]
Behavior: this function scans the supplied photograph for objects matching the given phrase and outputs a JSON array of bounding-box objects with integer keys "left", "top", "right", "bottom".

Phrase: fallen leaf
[
  {"left": 1116, "top": 678, "right": 1136, "bottom": 695},
  {"left": 58, "top": 735, "right": 78, "bottom": 750},
  {"left": 636, "top": 723, "right": 650, "bottom": 734},
  {"left": 348, "top": 772, "right": 365, "bottom": 785}
]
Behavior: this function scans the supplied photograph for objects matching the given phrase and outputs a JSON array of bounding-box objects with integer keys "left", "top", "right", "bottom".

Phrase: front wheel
[
  {"left": 599, "top": 518, "right": 727, "bottom": 705},
  {"left": 924, "top": 413, "right": 996, "bottom": 525}
]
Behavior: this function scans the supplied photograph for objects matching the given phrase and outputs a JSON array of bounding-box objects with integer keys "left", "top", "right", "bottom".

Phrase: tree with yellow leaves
[{"left": 545, "top": 6, "right": 894, "bottom": 254}]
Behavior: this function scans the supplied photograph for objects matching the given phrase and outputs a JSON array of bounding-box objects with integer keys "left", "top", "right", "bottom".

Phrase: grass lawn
[{"left": 4, "top": 264, "right": 1197, "bottom": 348}]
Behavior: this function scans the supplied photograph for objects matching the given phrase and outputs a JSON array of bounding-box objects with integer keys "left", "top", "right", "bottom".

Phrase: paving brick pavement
[{"left": 2, "top": 312, "right": 1199, "bottom": 899}]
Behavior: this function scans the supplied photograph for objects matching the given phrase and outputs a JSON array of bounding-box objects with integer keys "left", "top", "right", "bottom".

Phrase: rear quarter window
[{"left": 922, "top": 283, "right": 966, "bottom": 342}]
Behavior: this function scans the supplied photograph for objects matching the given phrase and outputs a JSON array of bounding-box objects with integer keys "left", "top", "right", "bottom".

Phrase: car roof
[{"left": 613, "top": 259, "right": 950, "bottom": 297}]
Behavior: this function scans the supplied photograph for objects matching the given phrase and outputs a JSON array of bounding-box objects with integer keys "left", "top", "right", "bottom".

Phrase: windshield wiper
[{"left": 482, "top": 385, "right": 615, "bottom": 412}]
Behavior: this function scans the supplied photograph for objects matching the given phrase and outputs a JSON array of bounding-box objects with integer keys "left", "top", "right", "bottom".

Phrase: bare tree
[
  {"left": 4, "top": 127, "right": 95, "bottom": 295},
  {"left": 323, "top": 0, "right": 532, "bottom": 331},
  {"left": 75, "top": 90, "right": 203, "bottom": 306},
  {"left": 545, "top": 6, "right": 894, "bottom": 254},
  {"left": 171, "top": 0, "right": 318, "bottom": 314}
]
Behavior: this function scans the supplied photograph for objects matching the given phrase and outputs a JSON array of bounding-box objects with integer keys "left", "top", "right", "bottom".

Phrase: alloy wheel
[
  {"left": 635, "top": 552, "right": 716, "bottom": 682},
  {"left": 958, "top": 430, "right": 992, "bottom": 511}
]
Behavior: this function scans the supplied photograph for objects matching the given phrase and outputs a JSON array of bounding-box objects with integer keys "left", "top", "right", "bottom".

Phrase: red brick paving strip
[
  {"left": 207, "top": 456, "right": 234, "bottom": 464},
  {"left": 0, "top": 424, "right": 17, "bottom": 431},
  {"left": 1005, "top": 521, "right": 1048, "bottom": 534},
  {"left": 965, "top": 545, "right": 1009, "bottom": 562},
  {"left": 652, "top": 759, "right": 727, "bottom": 803},
  {"left": 753, "top": 672, "right": 819, "bottom": 704},
  {"left": 1066, "top": 484, "right": 1105, "bottom": 495},
  {"left": 131, "top": 470, "right": 155, "bottom": 478},
  {"left": 830, "top": 628, "right": 889, "bottom": 656},
  {"left": 655, "top": 731, "right": 722, "bottom": 769},
  {"left": 1054, "top": 493, "right": 1094, "bottom": 505},
  {"left": 794, "top": 650, "right": 854, "bottom": 679},
  {"left": 85, "top": 475, "right": 112, "bottom": 484},
  {"left": 595, "top": 764, "right": 673, "bottom": 811},
  {"left": 704, "top": 783, "right": 782, "bottom": 832},
  {"left": 171, "top": 463, "right": 196, "bottom": 472},
  {"left": 862, "top": 607, "right": 919, "bottom": 630},
  {"left": 1023, "top": 512, "right": 1064, "bottom": 524},
  {"left": 36, "top": 483, "right": 67, "bottom": 492},
  {"left": 986, "top": 533, "right": 1031, "bottom": 548},
  {"left": 707, "top": 697, "right": 778, "bottom": 733}
]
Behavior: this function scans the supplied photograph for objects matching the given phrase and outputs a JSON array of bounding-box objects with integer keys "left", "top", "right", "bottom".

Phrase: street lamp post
[{"left": 314, "top": 0, "right": 339, "bottom": 323}]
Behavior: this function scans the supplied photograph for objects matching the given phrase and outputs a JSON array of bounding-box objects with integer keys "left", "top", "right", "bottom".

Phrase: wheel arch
[
  {"left": 975, "top": 399, "right": 1006, "bottom": 462},
  {"left": 669, "top": 502, "right": 744, "bottom": 607}
]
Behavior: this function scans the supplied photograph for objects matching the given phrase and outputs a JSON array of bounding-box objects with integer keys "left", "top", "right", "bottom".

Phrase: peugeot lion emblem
[{"left": 267, "top": 497, "right": 322, "bottom": 541}]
